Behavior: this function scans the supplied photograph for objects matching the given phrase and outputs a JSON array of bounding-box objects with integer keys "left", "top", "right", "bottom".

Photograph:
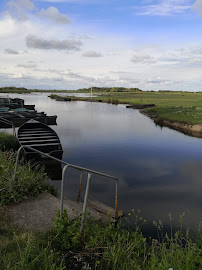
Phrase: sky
[{"left": 0, "top": 0, "right": 202, "bottom": 91}]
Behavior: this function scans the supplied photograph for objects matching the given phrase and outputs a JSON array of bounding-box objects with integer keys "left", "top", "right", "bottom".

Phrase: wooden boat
[
  {"left": 17, "top": 119, "right": 63, "bottom": 159},
  {"left": 0, "top": 111, "right": 57, "bottom": 128}
]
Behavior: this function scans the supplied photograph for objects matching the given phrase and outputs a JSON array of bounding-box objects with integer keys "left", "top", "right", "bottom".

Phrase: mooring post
[
  {"left": 80, "top": 173, "right": 92, "bottom": 233},
  {"left": 60, "top": 164, "right": 69, "bottom": 217},
  {"left": 13, "top": 146, "right": 22, "bottom": 185}
]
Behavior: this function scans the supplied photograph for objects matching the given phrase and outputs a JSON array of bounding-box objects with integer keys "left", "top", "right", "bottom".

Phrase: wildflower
[
  {"left": 128, "top": 213, "right": 131, "bottom": 216},
  {"left": 132, "top": 209, "right": 134, "bottom": 212},
  {"left": 144, "top": 220, "right": 146, "bottom": 222}
]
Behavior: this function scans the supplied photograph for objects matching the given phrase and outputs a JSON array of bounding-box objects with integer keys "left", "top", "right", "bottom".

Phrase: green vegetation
[
  {"left": 0, "top": 210, "right": 63, "bottom": 270},
  {"left": 0, "top": 150, "right": 56, "bottom": 205},
  {"left": 0, "top": 132, "right": 19, "bottom": 151},
  {"left": 77, "top": 86, "right": 142, "bottom": 92},
  {"left": 0, "top": 86, "right": 75, "bottom": 94},
  {"left": 144, "top": 106, "right": 202, "bottom": 124},
  {"left": 0, "top": 86, "right": 28, "bottom": 93},
  {"left": 96, "top": 91, "right": 202, "bottom": 107},
  {"left": 1, "top": 209, "right": 201, "bottom": 269}
]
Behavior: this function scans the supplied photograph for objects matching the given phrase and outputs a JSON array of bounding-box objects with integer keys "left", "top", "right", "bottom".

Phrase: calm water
[{"left": 1, "top": 93, "right": 202, "bottom": 234}]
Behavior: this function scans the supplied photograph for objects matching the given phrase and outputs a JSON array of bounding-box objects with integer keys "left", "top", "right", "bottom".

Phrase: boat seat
[
  {"left": 18, "top": 135, "right": 58, "bottom": 140},
  {"left": 19, "top": 130, "right": 53, "bottom": 134},
  {"left": 22, "top": 128, "right": 49, "bottom": 131},
  {"left": 20, "top": 139, "right": 59, "bottom": 144},
  {"left": 22, "top": 142, "right": 61, "bottom": 147}
]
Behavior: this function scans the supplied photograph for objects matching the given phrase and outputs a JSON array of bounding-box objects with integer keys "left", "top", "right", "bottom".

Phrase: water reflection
[{"left": 1, "top": 93, "right": 202, "bottom": 234}]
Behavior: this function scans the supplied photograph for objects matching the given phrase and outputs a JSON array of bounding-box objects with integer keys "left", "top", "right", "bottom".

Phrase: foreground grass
[{"left": 0, "top": 209, "right": 202, "bottom": 270}]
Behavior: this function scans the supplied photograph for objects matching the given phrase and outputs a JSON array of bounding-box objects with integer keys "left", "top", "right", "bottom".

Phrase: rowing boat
[{"left": 17, "top": 119, "right": 63, "bottom": 159}]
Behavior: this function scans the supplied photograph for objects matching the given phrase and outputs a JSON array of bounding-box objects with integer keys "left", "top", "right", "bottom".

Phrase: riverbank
[
  {"left": 49, "top": 92, "right": 202, "bottom": 138},
  {"left": 141, "top": 109, "right": 202, "bottom": 138}
]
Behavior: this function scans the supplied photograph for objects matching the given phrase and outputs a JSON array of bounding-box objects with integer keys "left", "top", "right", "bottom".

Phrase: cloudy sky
[{"left": 0, "top": 0, "right": 202, "bottom": 90}]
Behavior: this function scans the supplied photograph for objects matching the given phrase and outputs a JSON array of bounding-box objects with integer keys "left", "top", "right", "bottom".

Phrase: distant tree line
[
  {"left": 0, "top": 86, "right": 28, "bottom": 93},
  {"left": 77, "top": 87, "right": 142, "bottom": 92}
]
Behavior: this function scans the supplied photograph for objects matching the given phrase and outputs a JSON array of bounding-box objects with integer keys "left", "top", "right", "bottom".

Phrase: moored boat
[{"left": 17, "top": 119, "right": 63, "bottom": 160}]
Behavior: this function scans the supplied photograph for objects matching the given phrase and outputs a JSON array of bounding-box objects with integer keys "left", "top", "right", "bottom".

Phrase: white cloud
[
  {"left": 38, "top": 0, "right": 109, "bottom": 3},
  {"left": 135, "top": 0, "right": 191, "bottom": 16},
  {"left": 37, "top": 6, "right": 70, "bottom": 24},
  {"left": 131, "top": 53, "right": 156, "bottom": 64},
  {"left": 8, "top": 73, "right": 30, "bottom": 79},
  {"left": 26, "top": 35, "right": 82, "bottom": 50},
  {"left": 6, "top": 0, "right": 35, "bottom": 20},
  {"left": 188, "top": 57, "right": 202, "bottom": 63},
  {"left": 4, "top": 48, "right": 19, "bottom": 54},
  {"left": 192, "top": 0, "right": 202, "bottom": 16},
  {"left": 17, "top": 62, "right": 37, "bottom": 68},
  {"left": 82, "top": 50, "right": 102, "bottom": 57}
]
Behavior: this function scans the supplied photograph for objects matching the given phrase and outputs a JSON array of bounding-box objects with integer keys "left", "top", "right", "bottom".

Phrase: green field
[{"left": 92, "top": 92, "right": 202, "bottom": 124}]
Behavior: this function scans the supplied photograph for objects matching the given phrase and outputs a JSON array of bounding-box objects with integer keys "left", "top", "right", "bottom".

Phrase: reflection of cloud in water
[
  {"left": 179, "top": 160, "right": 202, "bottom": 185},
  {"left": 127, "top": 158, "right": 173, "bottom": 181}
]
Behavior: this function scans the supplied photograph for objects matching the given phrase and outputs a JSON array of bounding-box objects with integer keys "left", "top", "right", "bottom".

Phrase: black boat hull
[{"left": 17, "top": 119, "right": 63, "bottom": 160}]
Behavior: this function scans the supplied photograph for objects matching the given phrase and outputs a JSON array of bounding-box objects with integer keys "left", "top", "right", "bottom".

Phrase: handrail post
[
  {"left": 115, "top": 181, "right": 118, "bottom": 221},
  {"left": 13, "top": 146, "right": 23, "bottom": 185},
  {"left": 60, "top": 164, "right": 69, "bottom": 216},
  {"left": 77, "top": 171, "right": 83, "bottom": 202},
  {"left": 80, "top": 173, "right": 92, "bottom": 234}
]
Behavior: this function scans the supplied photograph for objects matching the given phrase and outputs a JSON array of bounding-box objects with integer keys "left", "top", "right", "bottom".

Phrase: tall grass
[
  {"left": 0, "top": 151, "right": 56, "bottom": 205},
  {"left": 0, "top": 132, "right": 19, "bottom": 151},
  {"left": 48, "top": 210, "right": 202, "bottom": 270},
  {"left": 0, "top": 207, "right": 201, "bottom": 269},
  {"left": 0, "top": 210, "right": 63, "bottom": 270}
]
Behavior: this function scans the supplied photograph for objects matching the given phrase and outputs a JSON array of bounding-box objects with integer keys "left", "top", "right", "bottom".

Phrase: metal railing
[
  {"left": 13, "top": 145, "right": 118, "bottom": 233},
  {"left": 0, "top": 117, "right": 16, "bottom": 136}
]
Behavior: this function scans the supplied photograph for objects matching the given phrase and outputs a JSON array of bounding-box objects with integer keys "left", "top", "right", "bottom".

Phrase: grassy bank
[
  {"left": 1, "top": 209, "right": 202, "bottom": 269},
  {"left": 143, "top": 106, "right": 202, "bottom": 124}
]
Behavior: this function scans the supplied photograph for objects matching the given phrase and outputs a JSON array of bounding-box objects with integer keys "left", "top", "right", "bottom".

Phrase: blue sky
[{"left": 0, "top": 0, "right": 202, "bottom": 90}]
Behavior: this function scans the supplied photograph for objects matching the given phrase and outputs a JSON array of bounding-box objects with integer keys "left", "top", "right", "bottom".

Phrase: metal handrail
[
  {"left": 13, "top": 145, "right": 118, "bottom": 233},
  {"left": 0, "top": 117, "right": 16, "bottom": 136}
]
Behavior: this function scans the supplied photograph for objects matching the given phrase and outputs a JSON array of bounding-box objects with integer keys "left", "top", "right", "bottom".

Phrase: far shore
[{"left": 48, "top": 93, "right": 202, "bottom": 139}]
